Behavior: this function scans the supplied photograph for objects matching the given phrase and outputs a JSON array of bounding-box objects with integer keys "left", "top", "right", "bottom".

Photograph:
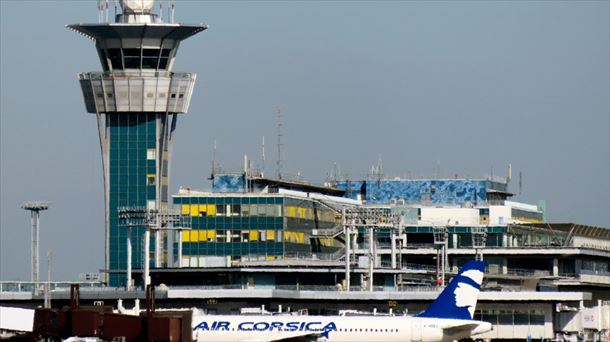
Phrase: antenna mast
[
  {"left": 170, "top": 0, "right": 176, "bottom": 23},
  {"left": 276, "top": 108, "right": 283, "bottom": 179},
  {"left": 261, "top": 136, "right": 266, "bottom": 177},
  {"left": 519, "top": 171, "right": 523, "bottom": 196},
  {"left": 211, "top": 139, "right": 217, "bottom": 178}
]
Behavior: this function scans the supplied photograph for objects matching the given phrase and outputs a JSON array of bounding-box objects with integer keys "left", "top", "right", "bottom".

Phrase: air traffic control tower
[{"left": 68, "top": 0, "right": 206, "bottom": 286}]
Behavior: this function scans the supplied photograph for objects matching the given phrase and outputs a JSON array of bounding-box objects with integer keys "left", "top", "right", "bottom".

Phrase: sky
[{"left": 1, "top": 0, "right": 608, "bottom": 281}]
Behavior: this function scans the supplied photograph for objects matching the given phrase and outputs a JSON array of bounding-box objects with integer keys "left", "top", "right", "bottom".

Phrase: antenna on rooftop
[
  {"left": 370, "top": 154, "right": 383, "bottom": 181},
  {"left": 519, "top": 171, "right": 523, "bottom": 196},
  {"left": 276, "top": 107, "right": 283, "bottom": 180},
  {"left": 170, "top": 0, "right": 176, "bottom": 23},
  {"left": 261, "top": 136, "right": 266, "bottom": 177},
  {"left": 330, "top": 162, "right": 339, "bottom": 183},
  {"left": 210, "top": 139, "right": 217, "bottom": 179}
]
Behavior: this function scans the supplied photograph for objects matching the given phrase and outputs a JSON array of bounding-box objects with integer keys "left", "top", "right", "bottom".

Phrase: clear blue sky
[{"left": 1, "top": 0, "right": 608, "bottom": 280}]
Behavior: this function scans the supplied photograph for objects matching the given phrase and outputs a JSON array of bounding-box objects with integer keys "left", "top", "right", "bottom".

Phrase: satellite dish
[{"left": 120, "top": 0, "right": 155, "bottom": 14}]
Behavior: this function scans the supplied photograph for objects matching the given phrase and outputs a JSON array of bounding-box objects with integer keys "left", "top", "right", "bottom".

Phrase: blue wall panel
[
  {"left": 337, "top": 180, "right": 487, "bottom": 205},
  {"left": 212, "top": 174, "right": 245, "bottom": 192}
]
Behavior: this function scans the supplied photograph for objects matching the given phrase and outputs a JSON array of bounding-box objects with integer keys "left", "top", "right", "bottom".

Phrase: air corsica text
[{"left": 193, "top": 320, "right": 338, "bottom": 332}]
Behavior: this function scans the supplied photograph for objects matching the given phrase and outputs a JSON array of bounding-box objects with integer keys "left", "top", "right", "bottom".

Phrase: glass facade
[
  {"left": 108, "top": 113, "right": 158, "bottom": 286},
  {"left": 173, "top": 195, "right": 343, "bottom": 265}
]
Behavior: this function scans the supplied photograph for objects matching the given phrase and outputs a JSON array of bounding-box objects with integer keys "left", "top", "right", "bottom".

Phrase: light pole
[
  {"left": 21, "top": 201, "right": 49, "bottom": 294},
  {"left": 119, "top": 206, "right": 191, "bottom": 289}
]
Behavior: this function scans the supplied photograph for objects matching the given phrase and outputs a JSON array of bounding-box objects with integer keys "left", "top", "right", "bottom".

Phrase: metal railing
[
  {"left": 0, "top": 281, "right": 103, "bottom": 293},
  {"left": 78, "top": 71, "right": 195, "bottom": 80}
]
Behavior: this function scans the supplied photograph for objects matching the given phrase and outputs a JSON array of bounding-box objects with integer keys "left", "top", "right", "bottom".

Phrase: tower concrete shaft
[{"left": 68, "top": 2, "right": 206, "bottom": 286}]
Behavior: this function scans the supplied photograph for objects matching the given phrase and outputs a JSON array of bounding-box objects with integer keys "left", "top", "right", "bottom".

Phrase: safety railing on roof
[
  {"left": 78, "top": 71, "right": 195, "bottom": 80},
  {"left": 0, "top": 281, "right": 104, "bottom": 293}
]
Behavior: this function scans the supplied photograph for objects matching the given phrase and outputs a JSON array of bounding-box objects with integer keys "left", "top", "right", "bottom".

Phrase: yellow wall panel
[
  {"left": 198, "top": 205, "right": 207, "bottom": 214},
  {"left": 182, "top": 230, "right": 191, "bottom": 242},
  {"left": 267, "top": 230, "right": 275, "bottom": 241},
  {"left": 190, "top": 230, "right": 199, "bottom": 241},
  {"left": 181, "top": 205, "right": 190, "bottom": 215},
  {"left": 199, "top": 230, "right": 207, "bottom": 241},
  {"left": 207, "top": 205, "right": 216, "bottom": 216},
  {"left": 208, "top": 230, "right": 216, "bottom": 239},
  {"left": 191, "top": 205, "right": 199, "bottom": 217},
  {"left": 249, "top": 230, "right": 258, "bottom": 241}
]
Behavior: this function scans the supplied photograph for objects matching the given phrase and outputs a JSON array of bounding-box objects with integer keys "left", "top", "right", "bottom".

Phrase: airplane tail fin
[{"left": 417, "top": 260, "right": 486, "bottom": 320}]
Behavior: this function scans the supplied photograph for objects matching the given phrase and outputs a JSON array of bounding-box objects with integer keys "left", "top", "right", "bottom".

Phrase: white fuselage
[{"left": 192, "top": 314, "right": 492, "bottom": 342}]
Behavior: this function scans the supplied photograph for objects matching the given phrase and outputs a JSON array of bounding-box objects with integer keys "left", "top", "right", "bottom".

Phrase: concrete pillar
[
  {"left": 155, "top": 230, "right": 162, "bottom": 268},
  {"left": 345, "top": 225, "right": 351, "bottom": 291},
  {"left": 502, "top": 258, "right": 508, "bottom": 275},
  {"left": 143, "top": 229, "right": 151, "bottom": 288},
  {"left": 368, "top": 227, "right": 374, "bottom": 292},
  {"left": 126, "top": 228, "right": 132, "bottom": 289},
  {"left": 390, "top": 233, "right": 396, "bottom": 269},
  {"left": 553, "top": 258, "right": 559, "bottom": 276},
  {"left": 177, "top": 230, "right": 183, "bottom": 267}
]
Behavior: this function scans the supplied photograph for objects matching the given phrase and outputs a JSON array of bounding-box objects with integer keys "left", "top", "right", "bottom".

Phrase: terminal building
[{"left": 137, "top": 168, "right": 609, "bottom": 341}]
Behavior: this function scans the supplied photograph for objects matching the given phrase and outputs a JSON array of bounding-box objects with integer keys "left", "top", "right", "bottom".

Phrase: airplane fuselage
[{"left": 192, "top": 314, "right": 491, "bottom": 342}]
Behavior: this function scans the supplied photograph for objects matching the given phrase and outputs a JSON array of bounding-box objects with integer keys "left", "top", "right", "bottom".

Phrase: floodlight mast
[{"left": 21, "top": 201, "right": 49, "bottom": 293}]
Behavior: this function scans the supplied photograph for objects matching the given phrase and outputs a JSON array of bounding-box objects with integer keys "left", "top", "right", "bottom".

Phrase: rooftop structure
[{"left": 67, "top": 0, "right": 206, "bottom": 286}]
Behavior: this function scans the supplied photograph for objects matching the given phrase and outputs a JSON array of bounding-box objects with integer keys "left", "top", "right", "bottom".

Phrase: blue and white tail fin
[{"left": 417, "top": 260, "right": 486, "bottom": 320}]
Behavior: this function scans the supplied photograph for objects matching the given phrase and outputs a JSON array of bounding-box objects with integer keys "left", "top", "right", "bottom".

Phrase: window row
[
  {"left": 181, "top": 204, "right": 282, "bottom": 218},
  {"left": 183, "top": 229, "right": 281, "bottom": 243},
  {"left": 181, "top": 229, "right": 311, "bottom": 245},
  {"left": 102, "top": 48, "right": 173, "bottom": 70},
  {"left": 285, "top": 205, "right": 339, "bottom": 223},
  {"left": 474, "top": 309, "right": 545, "bottom": 325}
]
